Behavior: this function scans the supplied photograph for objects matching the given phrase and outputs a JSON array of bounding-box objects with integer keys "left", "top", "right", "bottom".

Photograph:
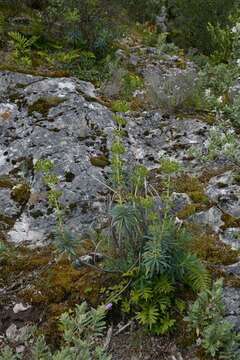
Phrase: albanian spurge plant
[
  {"left": 104, "top": 117, "right": 210, "bottom": 334},
  {"left": 34, "top": 159, "right": 81, "bottom": 260}
]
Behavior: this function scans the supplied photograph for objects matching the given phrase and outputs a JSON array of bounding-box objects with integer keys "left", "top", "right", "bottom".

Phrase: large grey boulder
[
  {"left": 0, "top": 71, "right": 113, "bottom": 246},
  {"left": 1, "top": 70, "right": 240, "bottom": 251}
]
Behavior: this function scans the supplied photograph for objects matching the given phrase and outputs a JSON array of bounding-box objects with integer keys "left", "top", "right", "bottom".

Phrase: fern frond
[
  {"left": 154, "top": 276, "right": 174, "bottom": 295},
  {"left": 136, "top": 304, "right": 159, "bottom": 328},
  {"left": 157, "top": 295, "right": 171, "bottom": 312},
  {"left": 183, "top": 254, "right": 210, "bottom": 292},
  {"left": 9, "top": 32, "right": 37, "bottom": 50},
  {"left": 153, "top": 317, "right": 176, "bottom": 335}
]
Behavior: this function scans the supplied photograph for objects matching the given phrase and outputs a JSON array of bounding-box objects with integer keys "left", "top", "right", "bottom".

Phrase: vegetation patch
[
  {"left": 28, "top": 97, "right": 64, "bottom": 116},
  {"left": 187, "top": 226, "right": 239, "bottom": 266},
  {"left": 90, "top": 155, "right": 110, "bottom": 168},
  {"left": 173, "top": 174, "right": 210, "bottom": 205}
]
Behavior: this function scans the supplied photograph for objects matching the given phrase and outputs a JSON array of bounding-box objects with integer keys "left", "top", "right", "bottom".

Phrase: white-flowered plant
[{"left": 189, "top": 124, "right": 240, "bottom": 164}]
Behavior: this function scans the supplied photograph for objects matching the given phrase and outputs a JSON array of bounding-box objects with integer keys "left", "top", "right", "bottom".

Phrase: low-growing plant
[
  {"left": 34, "top": 159, "right": 82, "bottom": 259},
  {"left": 156, "top": 32, "right": 179, "bottom": 55},
  {"left": 122, "top": 73, "right": 143, "bottom": 101},
  {"left": 186, "top": 279, "right": 240, "bottom": 359},
  {"left": 159, "top": 157, "right": 183, "bottom": 175},
  {"left": 111, "top": 100, "right": 130, "bottom": 113},
  {"left": 0, "top": 302, "right": 111, "bottom": 360},
  {"left": 225, "top": 96, "right": 240, "bottom": 128},
  {"left": 188, "top": 124, "right": 240, "bottom": 166}
]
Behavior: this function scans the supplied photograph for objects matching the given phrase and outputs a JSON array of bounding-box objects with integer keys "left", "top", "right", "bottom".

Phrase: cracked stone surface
[
  {"left": 188, "top": 206, "right": 224, "bottom": 232},
  {"left": 223, "top": 287, "right": 240, "bottom": 331},
  {"left": 0, "top": 71, "right": 113, "bottom": 246},
  {"left": 206, "top": 171, "right": 240, "bottom": 218},
  {"left": 220, "top": 228, "right": 240, "bottom": 250}
]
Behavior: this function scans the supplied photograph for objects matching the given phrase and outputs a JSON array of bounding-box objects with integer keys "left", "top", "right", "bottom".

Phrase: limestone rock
[
  {"left": 223, "top": 287, "right": 240, "bottom": 331},
  {"left": 188, "top": 207, "right": 224, "bottom": 232},
  {"left": 220, "top": 228, "right": 240, "bottom": 250}
]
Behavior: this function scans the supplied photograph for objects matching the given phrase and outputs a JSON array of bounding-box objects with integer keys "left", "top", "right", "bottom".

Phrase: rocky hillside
[{"left": 1, "top": 34, "right": 240, "bottom": 359}]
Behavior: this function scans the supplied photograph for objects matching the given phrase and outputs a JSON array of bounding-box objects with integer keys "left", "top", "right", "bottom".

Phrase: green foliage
[
  {"left": 45, "top": 0, "right": 123, "bottom": 58},
  {"left": 225, "top": 96, "right": 240, "bottom": 128},
  {"left": 34, "top": 159, "right": 78, "bottom": 259},
  {"left": 0, "top": 241, "right": 8, "bottom": 257},
  {"left": 122, "top": 73, "right": 143, "bottom": 101},
  {"left": 8, "top": 31, "right": 37, "bottom": 66},
  {"left": 199, "top": 63, "right": 236, "bottom": 102},
  {"left": 156, "top": 32, "right": 179, "bottom": 55},
  {"left": 0, "top": 302, "right": 111, "bottom": 360},
  {"left": 111, "top": 100, "right": 130, "bottom": 113},
  {"left": 0, "top": 13, "right": 6, "bottom": 41},
  {"left": 168, "top": 0, "right": 236, "bottom": 54},
  {"left": 143, "top": 217, "right": 210, "bottom": 292},
  {"left": 159, "top": 157, "right": 183, "bottom": 175},
  {"left": 105, "top": 119, "right": 209, "bottom": 335},
  {"left": 35, "top": 159, "right": 62, "bottom": 209},
  {"left": 186, "top": 279, "right": 240, "bottom": 359},
  {"left": 120, "top": 0, "right": 164, "bottom": 22},
  {"left": 208, "top": 23, "right": 233, "bottom": 64},
  {"left": 189, "top": 124, "right": 240, "bottom": 165},
  {"left": 131, "top": 275, "right": 176, "bottom": 334},
  {"left": 110, "top": 139, "right": 125, "bottom": 190},
  {"left": 0, "top": 346, "right": 19, "bottom": 360},
  {"left": 197, "top": 59, "right": 240, "bottom": 130}
]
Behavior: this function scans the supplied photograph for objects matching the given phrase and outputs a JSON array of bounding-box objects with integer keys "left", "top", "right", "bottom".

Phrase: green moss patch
[
  {"left": 90, "top": 155, "right": 110, "bottom": 168},
  {"left": 187, "top": 225, "right": 239, "bottom": 266},
  {"left": 177, "top": 204, "right": 207, "bottom": 219},
  {"left": 173, "top": 174, "right": 210, "bottom": 205},
  {"left": 11, "top": 183, "right": 31, "bottom": 205},
  {"left": 28, "top": 97, "right": 64, "bottom": 116}
]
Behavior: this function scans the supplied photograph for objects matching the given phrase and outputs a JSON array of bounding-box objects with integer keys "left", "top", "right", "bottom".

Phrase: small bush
[{"left": 168, "top": 0, "right": 236, "bottom": 54}]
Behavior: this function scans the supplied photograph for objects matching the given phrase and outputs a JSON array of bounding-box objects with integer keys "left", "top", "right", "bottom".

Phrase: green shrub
[
  {"left": 122, "top": 73, "right": 143, "bottom": 101},
  {"left": 44, "top": 0, "right": 124, "bottom": 58},
  {"left": 168, "top": 0, "right": 236, "bottom": 54},
  {"left": 225, "top": 97, "right": 240, "bottom": 128},
  {"left": 208, "top": 23, "right": 233, "bottom": 64},
  {"left": 120, "top": 0, "right": 165, "bottom": 22}
]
